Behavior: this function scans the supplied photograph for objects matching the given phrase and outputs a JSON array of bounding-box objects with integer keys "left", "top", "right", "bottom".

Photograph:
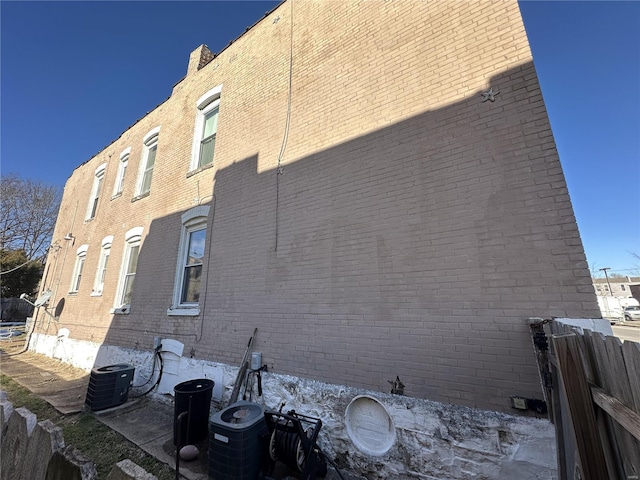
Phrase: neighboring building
[
  {"left": 30, "top": 1, "right": 600, "bottom": 477},
  {"left": 593, "top": 276, "right": 640, "bottom": 299},
  {"left": 593, "top": 276, "right": 640, "bottom": 320}
]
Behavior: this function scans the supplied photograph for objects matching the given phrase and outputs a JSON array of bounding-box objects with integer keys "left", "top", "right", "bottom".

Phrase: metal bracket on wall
[{"left": 481, "top": 87, "right": 500, "bottom": 102}]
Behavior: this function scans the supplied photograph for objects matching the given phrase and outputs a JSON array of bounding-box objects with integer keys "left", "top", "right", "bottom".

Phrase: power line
[{"left": 0, "top": 259, "right": 33, "bottom": 275}]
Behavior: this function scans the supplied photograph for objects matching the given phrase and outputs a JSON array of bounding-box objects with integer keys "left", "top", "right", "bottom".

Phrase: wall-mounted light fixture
[{"left": 63, "top": 233, "right": 75, "bottom": 241}]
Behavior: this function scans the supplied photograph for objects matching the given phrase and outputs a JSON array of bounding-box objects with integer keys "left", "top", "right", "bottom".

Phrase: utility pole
[{"left": 600, "top": 267, "right": 612, "bottom": 295}]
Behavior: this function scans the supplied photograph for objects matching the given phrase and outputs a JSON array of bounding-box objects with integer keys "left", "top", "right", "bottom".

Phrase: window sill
[
  {"left": 186, "top": 162, "right": 213, "bottom": 178},
  {"left": 111, "top": 192, "right": 122, "bottom": 201},
  {"left": 68, "top": 291, "right": 78, "bottom": 296},
  {"left": 110, "top": 306, "right": 130, "bottom": 315},
  {"left": 131, "top": 192, "right": 150, "bottom": 203},
  {"left": 90, "top": 291, "right": 103, "bottom": 297},
  {"left": 167, "top": 307, "right": 200, "bottom": 316}
]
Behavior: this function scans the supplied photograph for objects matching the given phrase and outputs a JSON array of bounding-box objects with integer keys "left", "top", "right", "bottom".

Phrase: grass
[{"left": 0, "top": 373, "right": 176, "bottom": 480}]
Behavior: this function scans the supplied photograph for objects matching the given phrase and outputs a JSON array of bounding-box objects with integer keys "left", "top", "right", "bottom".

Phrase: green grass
[{"left": 0, "top": 374, "right": 175, "bottom": 480}]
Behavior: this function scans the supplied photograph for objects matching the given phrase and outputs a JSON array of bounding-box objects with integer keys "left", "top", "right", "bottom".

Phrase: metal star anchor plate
[{"left": 481, "top": 88, "right": 500, "bottom": 102}]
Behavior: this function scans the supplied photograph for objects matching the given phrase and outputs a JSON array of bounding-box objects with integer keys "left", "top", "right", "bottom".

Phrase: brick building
[{"left": 31, "top": 2, "right": 598, "bottom": 475}]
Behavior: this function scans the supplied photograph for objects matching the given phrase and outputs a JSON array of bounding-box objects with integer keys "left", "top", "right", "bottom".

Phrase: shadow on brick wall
[{"left": 89, "top": 61, "right": 599, "bottom": 411}]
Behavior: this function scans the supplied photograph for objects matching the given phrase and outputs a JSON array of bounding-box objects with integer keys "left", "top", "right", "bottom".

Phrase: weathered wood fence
[{"left": 531, "top": 319, "right": 640, "bottom": 480}]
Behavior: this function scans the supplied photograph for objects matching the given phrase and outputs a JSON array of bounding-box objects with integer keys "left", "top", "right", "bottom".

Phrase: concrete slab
[
  {"left": 1, "top": 351, "right": 88, "bottom": 414},
  {"left": 95, "top": 398, "right": 207, "bottom": 480},
  {"left": 106, "top": 459, "right": 158, "bottom": 480},
  {"left": 95, "top": 398, "right": 173, "bottom": 446},
  {"left": 94, "top": 398, "right": 363, "bottom": 480}
]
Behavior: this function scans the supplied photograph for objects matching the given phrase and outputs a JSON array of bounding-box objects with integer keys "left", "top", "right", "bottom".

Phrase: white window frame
[
  {"left": 112, "top": 227, "right": 143, "bottom": 314},
  {"left": 69, "top": 244, "right": 89, "bottom": 294},
  {"left": 113, "top": 147, "right": 130, "bottom": 197},
  {"left": 86, "top": 163, "right": 107, "bottom": 220},
  {"left": 135, "top": 127, "right": 160, "bottom": 197},
  {"left": 189, "top": 85, "right": 222, "bottom": 172},
  {"left": 167, "top": 206, "right": 210, "bottom": 316},
  {"left": 91, "top": 235, "right": 113, "bottom": 296}
]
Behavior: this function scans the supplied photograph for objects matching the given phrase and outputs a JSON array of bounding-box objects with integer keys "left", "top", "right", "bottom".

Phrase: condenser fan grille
[{"left": 220, "top": 404, "right": 263, "bottom": 424}]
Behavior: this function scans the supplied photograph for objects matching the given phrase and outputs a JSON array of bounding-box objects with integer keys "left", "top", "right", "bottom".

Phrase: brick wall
[{"left": 39, "top": 0, "right": 599, "bottom": 411}]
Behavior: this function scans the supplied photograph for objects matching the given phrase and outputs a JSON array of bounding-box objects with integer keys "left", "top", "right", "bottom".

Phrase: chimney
[{"left": 187, "top": 45, "right": 215, "bottom": 75}]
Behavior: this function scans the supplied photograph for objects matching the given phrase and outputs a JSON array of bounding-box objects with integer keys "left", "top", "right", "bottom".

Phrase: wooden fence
[{"left": 531, "top": 319, "right": 640, "bottom": 480}]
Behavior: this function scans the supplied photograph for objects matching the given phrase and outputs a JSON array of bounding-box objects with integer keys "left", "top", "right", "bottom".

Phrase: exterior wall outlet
[
  {"left": 510, "top": 396, "right": 528, "bottom": 410},
  {"left": 251, "top": 352, "right": 262, "bottom": 370}
]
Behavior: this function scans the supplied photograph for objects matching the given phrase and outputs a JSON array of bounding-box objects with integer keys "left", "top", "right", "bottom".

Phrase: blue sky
[{"left": 2, "top": 1, "right": 639, "bottom": 275}]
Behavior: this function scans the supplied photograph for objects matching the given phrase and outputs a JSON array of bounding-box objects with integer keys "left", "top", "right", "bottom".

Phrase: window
[
  {"left": 121, "top": 245, "right": 139, "bottom": 305},
  {"left": 113, "top": 227, "right": 143, "bottom": 314},
  {"left": 198, "top": 106, "right": 219, "bottom": 167},
  {"left": 113, "top": 148, "right": 130, "bottom": 197},
  {"left": 181, "top": 228, "right": 206, "bottom": 301},
  {"left": 92, "top": 235, "right": 113, "bottom": 296},
  {"left": 168, "top": 206, "right": 210, "bottom": 316},
  {"left": 135, "top": 127, "right": 160, "bottom": 197},
  {"left": 86, "top": 163, "right": 107, "bottom": 220},
  {"left": 190, "top": 85, "right": 222, "bottom": 172},
  {"left": 69, "top": 245, "right": 88, "bottom": 293}
]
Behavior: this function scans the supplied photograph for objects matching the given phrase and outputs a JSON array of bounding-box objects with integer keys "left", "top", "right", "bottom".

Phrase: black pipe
[{"left": 131, "top": 349, "right": 164, "bottom": 398}]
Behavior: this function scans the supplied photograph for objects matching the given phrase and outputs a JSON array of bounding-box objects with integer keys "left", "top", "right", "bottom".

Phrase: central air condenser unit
[
  {"left": 208, "top": 401, "right": 268, "bottom": 480},
  {"left": 85, "top": 364, "right": 135, "bottom": 411}
]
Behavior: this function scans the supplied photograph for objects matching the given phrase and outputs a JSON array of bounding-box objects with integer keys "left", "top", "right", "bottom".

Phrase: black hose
[
  {"left": 130, "top": 350, "right": 163, "bottom": 398},
  {"left": 272, "top": 430, "right": 300, "bottom": 471},
  {"left": 131, "top": 348, "right": 158, "bottom": 388},
  {"left": 272, "top": 429, "right": 346, "bottom": 480}
]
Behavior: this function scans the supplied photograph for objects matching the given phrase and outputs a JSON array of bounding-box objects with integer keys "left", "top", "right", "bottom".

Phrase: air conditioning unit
[
  {"left": 85, "top": 364, "right": 135, "bottom": 411},
  {"left": 208, "top": 401, "right": 268, "bottom": 480}
]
